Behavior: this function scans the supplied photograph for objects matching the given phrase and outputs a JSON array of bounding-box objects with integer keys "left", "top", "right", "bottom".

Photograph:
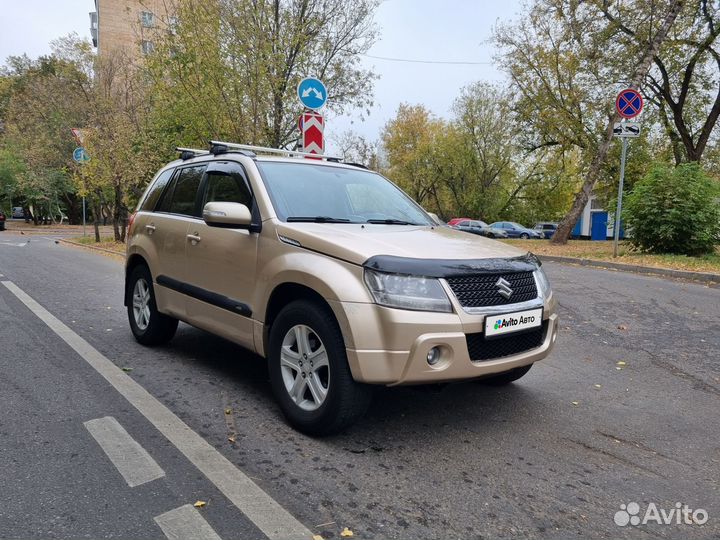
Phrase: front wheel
[
  {"left": 127, "top": 265, "right": 178, "bottom": 346},
  {"left": 479, "top": 364, "right": 533, "bottom": 386},
  {"left": 520, "top": 233, "right": 530, "bottom": 239},
  {"left": 268, "top": 300, "right": 373, "bottom": 435}
]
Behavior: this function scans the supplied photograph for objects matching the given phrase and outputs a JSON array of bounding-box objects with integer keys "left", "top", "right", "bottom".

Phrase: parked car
[
  {"left": 125, "top": 143, "right": 558, "bottom": 435},
  {"left": 534, "top": 222, "right": 558, "bottom": 239},
  {"left": 490, "top": 221, "right": 544, "bottom": 239},
  {"left": 0, "top": 210, "right": 5, "bottom": 231},
  {"left": 452, "top": 219, "right": 508, "bottom": 239},
  {"left": 11, "top": 207, "right": 24, "bottom": 219},
  {"left": 447, "top": 217, "right": 472, "bottom": 226}
]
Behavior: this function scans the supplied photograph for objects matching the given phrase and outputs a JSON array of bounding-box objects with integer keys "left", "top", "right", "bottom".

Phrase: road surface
[{"left": 0, "top": 233, "right": 717, "bottom": 539}]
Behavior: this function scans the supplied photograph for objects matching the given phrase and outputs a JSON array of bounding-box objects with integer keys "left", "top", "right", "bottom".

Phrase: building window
[
  {"left": 141, "top": 40, "right": 155, "bottom": 55},
  {"left": 140, "top": 11, "right": 155, "bottom": 28}
]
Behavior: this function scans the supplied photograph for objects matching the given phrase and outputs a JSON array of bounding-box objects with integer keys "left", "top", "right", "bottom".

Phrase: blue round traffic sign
[
  {"left": 297, "top": 77, "right": 327, "bottom": 110},
  {"left": 73, "top": 147, "right": 90, "bottom": 163},
  {"left": 616, "top": 88, "right": 643, "bottom": 119}
]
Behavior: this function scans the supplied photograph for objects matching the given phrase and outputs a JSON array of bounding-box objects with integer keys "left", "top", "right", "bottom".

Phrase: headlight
[
  {"left": 363, "top": 269, "right": 452, "bottom": 312},
  {"left": 534, "top": 265, "right": 552, "bottom": 298}
]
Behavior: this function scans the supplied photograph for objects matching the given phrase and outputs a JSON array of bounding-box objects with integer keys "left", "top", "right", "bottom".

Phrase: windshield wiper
[
  {"left": 366, "top": 218, "right": 421, "bottom": 225},
  {"left": 286, "top": 216, "right": 351, "bottom": 223}
]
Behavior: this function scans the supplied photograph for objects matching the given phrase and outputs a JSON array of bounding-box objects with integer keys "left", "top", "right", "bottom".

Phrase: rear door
[
  {"left": 183, "top": 161, "right": 259, "bottom": 350},
  {"left": 149, "top": 164, "right": 206, "bottom": 318}
]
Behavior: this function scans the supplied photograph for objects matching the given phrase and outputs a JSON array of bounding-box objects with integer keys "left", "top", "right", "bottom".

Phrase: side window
[
  {"left": 140, "top": 168, "right": 174, "bottom": 212},
  {"left": 202, "top": 164, "right": 252, "bottom": 207},
  {"left": 162, "top": 165, "right": 205, "bottom": 216}
]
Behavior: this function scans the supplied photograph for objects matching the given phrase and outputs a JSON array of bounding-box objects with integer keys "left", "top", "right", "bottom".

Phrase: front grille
[
  {"left": 466, "top": 322, "right": 547, "bottom": 361},
  {"left": 446, "top": 272, "right": 537, "bottom": 307}
]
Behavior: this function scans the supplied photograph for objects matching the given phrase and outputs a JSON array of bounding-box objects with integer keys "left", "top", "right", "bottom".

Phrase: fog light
[{"left": 427, "top": 347, "right": 441, "bottom": 366}]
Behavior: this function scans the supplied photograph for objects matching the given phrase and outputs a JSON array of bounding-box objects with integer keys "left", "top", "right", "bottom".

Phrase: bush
[{"left": 624, "top": 162, "right": 720, "bottom": 255}]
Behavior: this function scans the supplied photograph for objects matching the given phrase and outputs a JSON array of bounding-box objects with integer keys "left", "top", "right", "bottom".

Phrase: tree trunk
[
  {"left": 552, "top": 0, "right": 685, "bottom": 245},
  {"left": 93, "top": 201, "right": 101, "bottom": 243}
]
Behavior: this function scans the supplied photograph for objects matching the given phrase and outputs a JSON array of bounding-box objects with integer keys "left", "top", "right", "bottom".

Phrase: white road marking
[
  {"left": 155, "top": 505, "right": 223, "bottom": 540},
  {"left": 84, "top": 416, "right": 165, "bottom": 487},
  {"left": 0, "top": 241, "right": 28, "bottom": 247},
  {"left": 1, "top": 280, "right": 313, "bottom": 540}
]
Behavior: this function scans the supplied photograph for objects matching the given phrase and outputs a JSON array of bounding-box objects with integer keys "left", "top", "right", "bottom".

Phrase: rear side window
[
  {"left": 160, "top": 166, "right": 205, "bottom": 216},
  {"left": 140, "top": 168, "right": 174, "bottom": 212}
]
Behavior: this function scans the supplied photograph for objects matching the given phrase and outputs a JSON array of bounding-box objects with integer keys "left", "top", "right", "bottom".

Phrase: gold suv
[{"left": 125, "top": 142, "right": 558, "bottom": 434}]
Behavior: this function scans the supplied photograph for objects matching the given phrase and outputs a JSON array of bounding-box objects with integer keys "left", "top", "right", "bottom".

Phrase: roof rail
[
  {"left": 209, "top": 140, "right": 342, "bottom": 161},
  {"left": 176, "top": 147, "right": 209, "bottom": 161}
]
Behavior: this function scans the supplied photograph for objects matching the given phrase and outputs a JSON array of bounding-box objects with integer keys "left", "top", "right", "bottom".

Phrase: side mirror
[
  {"left": 202, "top": 201, "right": 252, "bottom": 228},
  {"left": 427, "top": 212, "right": 443, "bottom": 225}
]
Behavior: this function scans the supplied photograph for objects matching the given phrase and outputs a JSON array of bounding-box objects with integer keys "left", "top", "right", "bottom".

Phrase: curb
[
  {"left": 57, "top": 238, "right": 125, "bottom": 257},
  {"left": 539, "top": 255, "right": 720, "bottom": 285}
]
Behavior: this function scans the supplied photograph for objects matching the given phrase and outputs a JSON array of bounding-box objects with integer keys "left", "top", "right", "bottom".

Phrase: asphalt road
[{"left": 0, "top": 233, "right": 718, "bottom": 540}]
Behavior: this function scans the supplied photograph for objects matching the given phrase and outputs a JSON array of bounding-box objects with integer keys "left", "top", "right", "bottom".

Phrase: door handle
[
  {"left": 145, "top": 224, "right": 156, "bottom": 234},
  {"left": 186, "top": 233, "right": 201, "bottom": 244}
]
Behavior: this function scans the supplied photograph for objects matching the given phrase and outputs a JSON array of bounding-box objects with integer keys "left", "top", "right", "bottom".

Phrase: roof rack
[
  {"left": 176, "top": 147, "right": 209, "bottom": 160},
  {"left": 209, "top": 140, "right": 342, "bottom": 161}
]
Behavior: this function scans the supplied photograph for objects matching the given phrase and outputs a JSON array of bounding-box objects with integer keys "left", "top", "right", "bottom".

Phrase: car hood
[{"left": 275, "top": 223, "right": 527, "bottom": 266}]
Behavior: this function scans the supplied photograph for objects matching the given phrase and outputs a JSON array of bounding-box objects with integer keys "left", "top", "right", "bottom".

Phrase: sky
[{"left": 0, "top": 0, "right": 522, "bottom": 151}]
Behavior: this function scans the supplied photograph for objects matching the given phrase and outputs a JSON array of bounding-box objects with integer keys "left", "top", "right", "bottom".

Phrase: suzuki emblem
[{"left": 495, "top": 277, "right": 513, "bottom": 299}]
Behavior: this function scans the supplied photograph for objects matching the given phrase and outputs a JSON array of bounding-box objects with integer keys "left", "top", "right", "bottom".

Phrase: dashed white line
[
  {"left": 84, "top": 416, "right": 165, "bottom": 487},
  {"left": 155, "top": 505, "right": 223, "bottom": 540},
  {"left": 1, "top": 280, "right": 313, "bottom": 540}
]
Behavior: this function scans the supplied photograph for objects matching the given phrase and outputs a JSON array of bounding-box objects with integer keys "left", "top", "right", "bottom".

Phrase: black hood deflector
[{"left": 362, "top": 253, "right": 540, "bottom": 278}]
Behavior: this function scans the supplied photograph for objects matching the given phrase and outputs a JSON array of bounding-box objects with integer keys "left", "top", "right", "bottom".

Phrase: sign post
[
  {"left": 297, "top": 77, "right": 327, "bottom": 156},
  {"left": 612, "top": 88, "right": 643, "bottom": 257}
]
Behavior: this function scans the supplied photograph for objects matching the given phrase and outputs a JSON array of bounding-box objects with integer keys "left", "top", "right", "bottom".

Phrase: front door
[{"left": 183, "top": 161, "right": 259, "bottom": 350}]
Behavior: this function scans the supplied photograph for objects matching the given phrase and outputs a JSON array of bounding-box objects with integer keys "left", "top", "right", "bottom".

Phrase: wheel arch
[
  {"left": 262, "top": 282, "right": 350, "bottom": 357},
  {"left": 124, "top": 253, "right": 150, "bottom": 307}
]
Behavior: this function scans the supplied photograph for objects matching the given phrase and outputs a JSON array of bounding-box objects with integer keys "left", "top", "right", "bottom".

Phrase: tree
[
  {"left": 381, "top": 104, "right": 447, "bottom": 210},
  {"left": 0, "top": 39, "right": 92, "bottom": 224},
  {"left": 624, "top": 162, "right": 720, "bottom": 254},
  {"left": 145, "top": 0, "right": 379, "bottom": 148},
  {"left": 495, "top": 0, "right": 685, "bottom": 245},
  {"left": 333, "top": 130, "right": 380, "bottom": 169},
  {"left": 601, "top": 0, "right": 720, "bottom": 164}
]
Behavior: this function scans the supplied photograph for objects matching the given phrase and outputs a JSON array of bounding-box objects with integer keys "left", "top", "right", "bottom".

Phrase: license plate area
[{"left": 484, "top": 308, "right": 543, "bottom": 339}]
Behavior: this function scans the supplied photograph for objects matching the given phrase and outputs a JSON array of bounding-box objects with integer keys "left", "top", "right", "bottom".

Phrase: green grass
[{"left": 503, "top": 240, "right": 720, "bottom": 274}]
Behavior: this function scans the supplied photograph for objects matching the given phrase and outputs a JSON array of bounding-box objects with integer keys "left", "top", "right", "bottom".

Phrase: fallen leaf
[
  {"left": 224, "top": 408, "right": 232, "bottom": 415},
  {"left": 313, "top": 536, "right": 324, "bottom": 540},
  {"left": 340, "top": 528, "right": 354, "bottom": 538},
  {"left": 594, "top": 384, "right": 602, "bottom": 388},
  {"left": 616, "top": 361, "right": 626, "bottom": 366},
  {"left": 571, "top": 401, "right": 579, "bottom": 406},
  {"left": 617, "top": 325, "right": 628, "bottom": 331},
  {"left": 121, "top": 367, "right": 133, "bottom": 372},
  {"left": 616, "top": 367, "right": 622, "bottom": 370},
  {"left": 228, "top": 435, "right": 236, "bottom": 443},
  {"left": 193, "top": 500, "right": 206, "bottom": 508}
]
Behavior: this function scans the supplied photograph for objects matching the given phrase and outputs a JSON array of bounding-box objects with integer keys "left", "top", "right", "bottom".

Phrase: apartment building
[{"left": 89, "top": 0, "right": 175, "bottom": 58}]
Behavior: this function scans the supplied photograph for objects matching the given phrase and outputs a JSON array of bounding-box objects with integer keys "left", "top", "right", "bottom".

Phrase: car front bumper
[{"left": 334, "top": 290, "right": 558, "bottom": 385}]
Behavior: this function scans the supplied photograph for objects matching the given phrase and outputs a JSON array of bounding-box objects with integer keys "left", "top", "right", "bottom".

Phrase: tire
[
  {"left": 520, "top": 233, "right": 530, "bottom": 239},
  {"left": 268, "top": 300, "right": 373, "bottom": 435},
  {"left": 127, "top": 264, "right": 178, "bottom": 346},
  {"left": 480, "top": 364, "right": 533, "bottom": 386}
]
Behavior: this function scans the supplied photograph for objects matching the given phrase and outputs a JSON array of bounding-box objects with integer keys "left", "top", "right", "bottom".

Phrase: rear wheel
[
  {"left": 268, "top": 300, "right": 373, "bottom": 435},
  {"left": 480, "top": 364, "right": 533, "bottom": 386},
  {"left": 127, "top": 265, "right": 178, "bottom": 346}
]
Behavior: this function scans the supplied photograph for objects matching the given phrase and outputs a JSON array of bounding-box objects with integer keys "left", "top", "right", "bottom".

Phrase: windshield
[{"left": 256, "top": 162, "right": 434, "bottom": 225}]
